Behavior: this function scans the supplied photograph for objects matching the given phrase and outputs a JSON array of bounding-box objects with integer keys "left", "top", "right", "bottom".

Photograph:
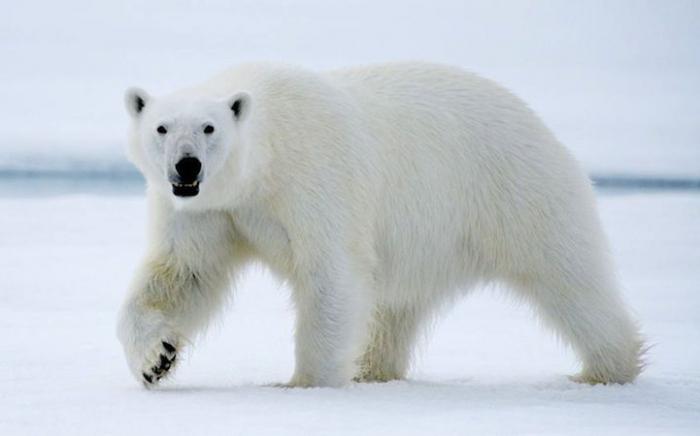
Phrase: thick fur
[{"left": 118, "top": 62, "right": 643, "bottom": 388}]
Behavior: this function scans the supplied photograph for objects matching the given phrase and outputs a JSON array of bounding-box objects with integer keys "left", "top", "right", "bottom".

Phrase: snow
[
  {"left": 1, "top": 190, "right": 698, "bottom": 435},
  {"left": 1, "top": 0, "right": 699, "bottom": 177}
]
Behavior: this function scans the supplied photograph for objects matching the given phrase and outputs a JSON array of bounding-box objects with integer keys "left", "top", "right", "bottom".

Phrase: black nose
[{"left": 175, "top": 157, "right": 201, "bottom": 183}]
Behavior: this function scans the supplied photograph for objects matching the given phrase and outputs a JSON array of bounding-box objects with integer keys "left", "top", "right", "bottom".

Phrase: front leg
[
  {"left": 288, "top": 263, "right": 372, "bottom": 388},
  {"left": 117, "top": 198, "right": 239, "bottom": 387},
  {"left": 117, "top": 288, "right": 182, "bottom": 386}
]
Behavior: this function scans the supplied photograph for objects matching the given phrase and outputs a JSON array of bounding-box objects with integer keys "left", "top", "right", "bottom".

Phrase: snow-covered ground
[{"left": 1, "top": 190, "right": 698, "bottom": 435}]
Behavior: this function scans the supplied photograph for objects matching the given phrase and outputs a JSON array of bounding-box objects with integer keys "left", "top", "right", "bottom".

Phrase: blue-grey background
[{"left": 0, "top": 0, "right": 698, "bottom": 180}]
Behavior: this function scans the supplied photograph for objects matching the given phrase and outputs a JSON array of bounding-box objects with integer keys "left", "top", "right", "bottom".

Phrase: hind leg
[
  {"left": 355, "top": 303, "right": 428, "bottom": 382},
  {"left": 512, "top": 268, "right": 643, "bottom": 384}
]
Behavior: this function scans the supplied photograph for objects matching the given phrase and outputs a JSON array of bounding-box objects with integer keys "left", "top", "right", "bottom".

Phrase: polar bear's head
[{"left": 124, "top": 87, "right": 252, "bottom": 204}]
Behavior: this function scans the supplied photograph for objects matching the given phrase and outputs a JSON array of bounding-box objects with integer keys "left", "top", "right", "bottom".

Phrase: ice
[{"left": 0, "top": 192, "right": 698, "bottom": 435}]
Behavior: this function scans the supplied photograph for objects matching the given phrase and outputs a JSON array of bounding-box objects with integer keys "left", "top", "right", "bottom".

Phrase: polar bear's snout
[
  {"left": 175, "top": 156, "right": 202, "bottom": 183},
  {"left": 171, "top": 156, "right": 202, "bottom": 197}
]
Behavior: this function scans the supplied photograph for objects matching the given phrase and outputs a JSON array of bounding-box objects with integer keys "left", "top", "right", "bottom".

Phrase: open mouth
[{"left": 171, "top": 181, "right": 200, "bottom": 197}]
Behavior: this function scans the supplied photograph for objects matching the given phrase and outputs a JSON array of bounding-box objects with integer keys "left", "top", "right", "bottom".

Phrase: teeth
[{"left": 174, "top": 181, "right": 199, "bottom": 188}]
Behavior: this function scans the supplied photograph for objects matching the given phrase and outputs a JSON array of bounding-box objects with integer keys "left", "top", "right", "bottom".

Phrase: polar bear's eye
[
  {"left": 203, "top": 125, "right": 215, "bottom": 135},
  {"left": 156, "top": 125, "right": 168, "bottom": 135}
]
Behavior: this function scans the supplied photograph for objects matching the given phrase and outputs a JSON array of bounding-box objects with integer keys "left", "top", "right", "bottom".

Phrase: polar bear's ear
[
  {"left": 125, "top": 87, "right": 150, "bottom": 118},
  {"left": 226, "top": 92, "right": 251, "bottom": 122}
]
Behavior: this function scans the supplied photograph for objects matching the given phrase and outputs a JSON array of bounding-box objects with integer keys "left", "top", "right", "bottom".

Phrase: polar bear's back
[
  {"left": 325, "top": 62, "right": 585, "bottom": 202},
  {"left": 325, "top": 63, "right": 600, "bottom": 297},
  {"left": 326, "top": 62, "right": 567, "bottom": 169}
]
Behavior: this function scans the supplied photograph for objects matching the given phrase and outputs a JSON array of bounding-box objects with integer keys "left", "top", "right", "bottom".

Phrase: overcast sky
[{"left": 1, "top": 0, "right": 698, "bottom": 175}]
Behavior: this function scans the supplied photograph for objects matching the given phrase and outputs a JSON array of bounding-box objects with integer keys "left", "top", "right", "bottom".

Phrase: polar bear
[{"left": 117, "top": 62, "right": 643, "bottom": 388}]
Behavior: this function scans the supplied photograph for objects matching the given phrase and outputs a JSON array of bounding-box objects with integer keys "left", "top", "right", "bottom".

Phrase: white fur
[{"left": 118, "top": 62, "right": 643, "bottom": 387}]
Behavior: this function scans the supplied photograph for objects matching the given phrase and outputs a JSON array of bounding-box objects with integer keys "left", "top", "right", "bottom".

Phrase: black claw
[
  {"left": 159, "top": 354, "right": 171, "bottom": 369},
  {"left": 142, "top": 373, "right": 153, "bottom": 384},
  {"left": 152, "top": 365, "right": 163, "bottom": 375},
  {"left": 162, "top": 341, "right": 176, "bottom": 354}
]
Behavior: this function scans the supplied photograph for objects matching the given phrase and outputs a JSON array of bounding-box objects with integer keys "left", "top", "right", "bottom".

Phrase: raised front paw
[
  {"left": 141, "top": 340, "right": 178, "bottom": 387},
  {"left": 117, "top": 304, "right": 185, "bottom": 387}
]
